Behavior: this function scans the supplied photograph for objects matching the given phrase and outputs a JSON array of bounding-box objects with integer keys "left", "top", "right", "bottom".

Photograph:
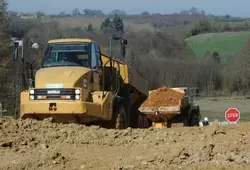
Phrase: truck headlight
[
  {"left": 30, "top": 95, "right": 35, "bottom": 100},
  {"left": 29, "top": 89, "right": 35, "bottom": 94},
  {"left": 75, "top": 95, "right": 80, "bottom": 100},
  {"left": 75, "top": 89, "right": 80, "bottom": 94}
]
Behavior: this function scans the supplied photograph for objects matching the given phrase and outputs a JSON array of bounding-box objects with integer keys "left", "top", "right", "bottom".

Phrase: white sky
[{"left": 7, "top": 0, "right": 250, "bottom": 17}]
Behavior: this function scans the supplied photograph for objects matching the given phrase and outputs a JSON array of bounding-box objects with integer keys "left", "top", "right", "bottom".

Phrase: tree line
[
  {"left": 3, "top": 3, "right": 250, "bottom": 96},
  {"left": 189, "top": 19, "right": 250, "bottom": 36}
]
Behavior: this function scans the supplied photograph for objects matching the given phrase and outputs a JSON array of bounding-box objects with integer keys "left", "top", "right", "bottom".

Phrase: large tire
[
  {"left": 143, "top": 116, "right": 150, "bottom": 128},
  {"left": 137, "top": 112, "right": 150, "bottom": 128},
  {"left": 137, "top": 112, "right": 143, "bottom": 128},
  {"left": 182, "top": 106, "right": 190, "bottom": 127},
  {"left": 188, "top": 109, "right": 200, "bottom": 126},
  {"left": 113, "top": 104, "right": 128, "bottom": 129}
]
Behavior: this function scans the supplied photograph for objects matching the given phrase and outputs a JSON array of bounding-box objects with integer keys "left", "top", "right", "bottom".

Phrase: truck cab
[
  {"left": 28, "top": 39, "right": 107, "bottom": 100},
  {"left": 19, "top": 39, "right": 114, "bottom": 124},
  {"left": 44, "top": 39, "right": 102, "bottom": 70}
]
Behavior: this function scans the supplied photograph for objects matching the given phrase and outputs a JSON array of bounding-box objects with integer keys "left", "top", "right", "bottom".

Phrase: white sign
[
  {"left": 46, "top": 84, "right": 63, "bottom": 88},
  {"left": 47, "top": 90, "right": 60, "bottom": 94}
]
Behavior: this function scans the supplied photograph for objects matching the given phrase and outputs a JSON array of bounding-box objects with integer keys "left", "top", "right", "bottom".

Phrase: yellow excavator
[{"left": 13, "top": 37, "right": 150, "bottom": 129}]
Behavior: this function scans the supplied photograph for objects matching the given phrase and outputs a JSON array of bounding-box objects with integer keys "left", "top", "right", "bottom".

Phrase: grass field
[
  {"left": 186, "top": 31, "right": 250, "bottom": 57},
  {"left": 195, "top": 97, "right": 250, "bottom": 122}
]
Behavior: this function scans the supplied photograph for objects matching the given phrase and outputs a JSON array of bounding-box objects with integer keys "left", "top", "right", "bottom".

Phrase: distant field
[
  {"left": 186, "top": 31, "right": 250, "bottom": 57},
  {"left": 42, "top": 16, "right": 155, "bottom": 32},
  {"left": 195, "top": 97, "right": 250, "bottom": 122}
]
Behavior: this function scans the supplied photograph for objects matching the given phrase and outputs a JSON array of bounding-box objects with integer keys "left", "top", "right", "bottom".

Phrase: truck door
[{"left": 91, "top": 43, "right": 102, "bottom": 91}]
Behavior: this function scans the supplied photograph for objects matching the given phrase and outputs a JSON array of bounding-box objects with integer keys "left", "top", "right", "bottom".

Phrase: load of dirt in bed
[{"left": 141, "top": 86, "right": 186, "bottom": 107}]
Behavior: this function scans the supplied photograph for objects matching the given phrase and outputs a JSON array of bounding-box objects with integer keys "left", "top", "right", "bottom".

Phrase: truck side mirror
[
  {"left": 121, "top": 39, "right": 127, "bottom": 58},
  {"left": 122, "top": 39, "right": 128, "bottom": 45}
]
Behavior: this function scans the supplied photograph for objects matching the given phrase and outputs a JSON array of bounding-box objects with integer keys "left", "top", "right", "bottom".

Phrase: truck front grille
[{"left": 33, "top": 88, "right": 76, "bottom": 100}]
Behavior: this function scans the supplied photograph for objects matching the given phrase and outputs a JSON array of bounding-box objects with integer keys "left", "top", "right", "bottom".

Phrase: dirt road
[{"left": 0, "top": 117, "right": 250, "bottom": 170}]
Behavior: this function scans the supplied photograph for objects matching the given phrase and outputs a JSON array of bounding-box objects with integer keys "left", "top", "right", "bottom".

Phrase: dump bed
[
  {"left": 101, "top": 54, "right": 148, "bottom": 109},
  {"left": 139, "top": 87, "right": 189, "bottom": 121}
]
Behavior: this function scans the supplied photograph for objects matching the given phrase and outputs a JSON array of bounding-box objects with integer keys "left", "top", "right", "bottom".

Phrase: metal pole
[
  {"left": 13, "top": 61, "right": 17, "bottom": 119},
  {"left": 120, "top": 40, "right": 123, "bottom": 60},
  {"left": 109, "top": 37, "right": 113, "bottom": 92},
  {"left": 21, "top": 38, "right": 24, "bottom": 62},
  {"left": 0, "top": 103, "right": 2, "bottom": 117}
]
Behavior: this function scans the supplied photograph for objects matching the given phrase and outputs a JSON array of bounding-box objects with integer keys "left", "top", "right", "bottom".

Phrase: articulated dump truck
[
  {"left": 139, "top": 87, "right": 201, "bottom": 128},
  {"left": 17, "top": 38, "right": 150, "bottom": 129}
]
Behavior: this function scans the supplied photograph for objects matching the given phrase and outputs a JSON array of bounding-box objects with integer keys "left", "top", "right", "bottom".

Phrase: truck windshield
[{"left": 42, "top": 43, "right": 89, "bottom": 68}]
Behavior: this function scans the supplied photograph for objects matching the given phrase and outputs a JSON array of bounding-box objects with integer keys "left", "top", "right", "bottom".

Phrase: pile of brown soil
[
  {"left": 1, "top": 117, "right": 250, "bottom": 170},
  {"left": 141, "top": 87, "right": 185, "bottom": 107}
]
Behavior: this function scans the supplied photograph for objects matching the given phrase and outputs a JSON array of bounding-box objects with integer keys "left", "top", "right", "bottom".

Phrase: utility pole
[
  {"left": 12, "top": 38, "right": 23, "bottom": 119},
  {"left": 13, "top": 60, "right": 17, "bottom": 118}
]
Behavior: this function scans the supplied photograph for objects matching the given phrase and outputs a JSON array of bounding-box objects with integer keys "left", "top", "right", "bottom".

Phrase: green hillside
[{"left": 186, "top": 31, "right": 250, "bottom": 57}]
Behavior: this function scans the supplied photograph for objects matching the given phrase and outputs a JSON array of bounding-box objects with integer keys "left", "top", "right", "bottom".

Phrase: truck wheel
[
  {"left": 114, "top": 104, "right": 128, "bottom": 129},
  {"left": 189, "top": 109, "right": 200, "bottom": 126},
  {"left": 137, "top": 112, "right": 150, "bottom": 128},
  {"left": 138, "top": 113, "right": 144, "bottom": 128},
  {"left": 144, "top": 116, "right": 149, "bottom": 128}
]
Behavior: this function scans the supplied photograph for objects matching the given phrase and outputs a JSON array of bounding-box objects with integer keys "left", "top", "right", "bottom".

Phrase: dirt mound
[
  {"left": 0, "top": 117, "right": 250, "bottom": 170},
  {"left": 141, "top": 87, "right": 185, "bottom": 107}
]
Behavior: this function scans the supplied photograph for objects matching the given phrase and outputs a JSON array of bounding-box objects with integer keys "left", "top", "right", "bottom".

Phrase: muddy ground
[{"left": 0, "top": 117, "right": 250, "bottom": 170}]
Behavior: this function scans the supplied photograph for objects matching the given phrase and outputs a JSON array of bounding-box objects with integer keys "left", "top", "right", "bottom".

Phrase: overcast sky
[{"left": 7, "top": 0, "right": 250, "bottom": 17}]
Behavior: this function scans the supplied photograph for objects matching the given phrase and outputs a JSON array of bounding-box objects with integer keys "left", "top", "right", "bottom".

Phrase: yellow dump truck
[
  {"left": 139, "top": 87, "right": 201, "bottom": 128},
  {"left": 13, "top": 38, "right": 150, "bottom": 129}
]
